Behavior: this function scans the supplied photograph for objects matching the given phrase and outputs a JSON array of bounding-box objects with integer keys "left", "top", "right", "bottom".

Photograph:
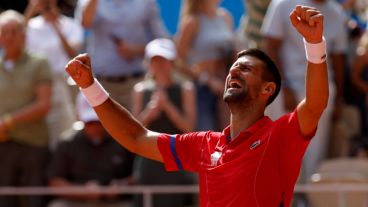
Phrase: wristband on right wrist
[
  {"left": 304, "top": 37, "right": 327, "bottom": 64},
  {"left": 81, "top": 78, "right": 109, "bottom": 107}
]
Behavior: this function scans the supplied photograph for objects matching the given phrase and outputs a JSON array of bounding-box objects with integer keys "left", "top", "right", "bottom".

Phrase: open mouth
[{"left": 228, "top": 80, "right": 242, "bottom": 89}]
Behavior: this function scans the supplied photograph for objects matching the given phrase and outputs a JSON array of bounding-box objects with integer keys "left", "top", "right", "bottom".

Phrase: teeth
[{"left": 229, "top": 80, "right": 241, "bottom": 88}]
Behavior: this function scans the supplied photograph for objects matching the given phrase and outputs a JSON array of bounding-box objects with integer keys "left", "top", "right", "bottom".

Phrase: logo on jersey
[
  {"left": 210, "top": 151, "right": 222, "bottom": 166},
  {"left": 250, "top": 140, "right": 261, "bottom": 150}
]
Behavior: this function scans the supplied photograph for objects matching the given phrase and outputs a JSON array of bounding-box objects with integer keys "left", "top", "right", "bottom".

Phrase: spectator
[
  {"left": 236, "top": 0, "right": 272, "bottom": 49},
  {"left": 0, "top": 10, "right": 52, "bottom": 207},
  {"left": 351, "top": 31, "right": 368, "bottom": 136},
  {"left": 262, "top": 0, "right": 348, "bottom": 181},
  {"left": 25, "top": 0, "right": 84, "bottom": 150},
  {"left": 176, "top": 0, "right": 236, "bottom": 131},
  {"left": 75, "top": 0, "right": 168, "bottom": 110},
  {"left": 47, "top": 92, "right": 134, "bottom": 207},
  {"left": 131, "top": 38, "right": 197, "bottom": 207}
]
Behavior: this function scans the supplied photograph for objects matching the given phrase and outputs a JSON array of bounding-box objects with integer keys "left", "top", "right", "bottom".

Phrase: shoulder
[
  {"left": 217, "top": 7, "right": 233, "bottom": 27},
  {"left": 217, "top": 7, "right": 233, "bottom": 20},
  {"left": 55, "top": 130, "right": 84, "bottom": 152},
  {"left": 133, "top": 80, "right": 155, "bottom": 93},
  {"left": 181, "top": 80, "right": 195, "bottom": 92},
  {"left": 27, "top": 16, "right": 43, "bottom": 28},
  {"left": 25, "top": 51, "right": 49, "bottom": 65}
]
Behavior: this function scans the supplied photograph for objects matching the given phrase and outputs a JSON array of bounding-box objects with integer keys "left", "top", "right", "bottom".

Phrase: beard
[{"left": 223, "top": 87, "right": 248, "bottom": 103}]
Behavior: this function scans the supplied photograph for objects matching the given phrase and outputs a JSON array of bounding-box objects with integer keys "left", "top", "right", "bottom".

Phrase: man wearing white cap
[
  {"left": 131, "top": 38, "right": 197, "bottom": 207},
  {"left": 47, "top": 93, "right": 134, "bottom": 207}
]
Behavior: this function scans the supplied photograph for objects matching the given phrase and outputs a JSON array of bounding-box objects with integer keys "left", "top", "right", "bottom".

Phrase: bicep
[
  {"left": 135, "top": 130, "right": 163, "bottom": 162},
  {"left": 296, "top": 100, "right": 320, "bottom": 137}
]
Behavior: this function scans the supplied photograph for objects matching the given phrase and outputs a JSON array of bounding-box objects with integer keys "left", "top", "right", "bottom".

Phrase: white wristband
[
  {"left": 81, "top": 78, "right": 109, "bottom": 107},
  {"left": 304, "top": 37, "right": 327, "bottom": 64}
]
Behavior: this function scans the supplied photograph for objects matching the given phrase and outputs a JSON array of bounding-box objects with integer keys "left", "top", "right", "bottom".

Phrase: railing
[{"left": 1, "top": 184, "right": 368, "bottom": 207}]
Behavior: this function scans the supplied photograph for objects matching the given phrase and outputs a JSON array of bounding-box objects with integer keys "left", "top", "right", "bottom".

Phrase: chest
[
  {"left": 97, "top": 0, "right": 147, "bottom": 26},
  {"left": 0, "top": 62, "right": 38, "bottom": 101},
  {"left": 198, "top": 132, "right": 283, "bottom": 206}
]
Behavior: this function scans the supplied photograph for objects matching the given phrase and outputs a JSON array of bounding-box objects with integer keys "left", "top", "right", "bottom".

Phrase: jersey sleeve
[
  {"left": 275, "top": 110, "right": 316, "bottom": 204},
  {"left": 276, "top": 110, "right": 315, "bottom": 154},
  {"left": 157, "top": 132, "right": 206, "bottom": 172}
]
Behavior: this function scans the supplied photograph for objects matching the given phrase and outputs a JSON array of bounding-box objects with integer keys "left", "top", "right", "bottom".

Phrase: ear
[{"left": 261, "top": 82, "right": 276, "bottom": 96}]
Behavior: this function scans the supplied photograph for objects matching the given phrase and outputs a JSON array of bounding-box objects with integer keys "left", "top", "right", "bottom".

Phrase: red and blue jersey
[{"left": 157, "top": 110, "right": 316, "bottom": 207}]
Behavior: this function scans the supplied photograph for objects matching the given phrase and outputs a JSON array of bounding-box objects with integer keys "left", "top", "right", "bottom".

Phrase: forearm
[
  {"left": 205, "top": 76, "right": 225, "bottom": 96},
  {"left": 352, "top": 55, "right": 368, "bottom": 93},
  {"left": 10, "top": 101, "right": 50, "bottom": 124},
  {"left": 49, "top": 178, "right": 86, "bottom": 200},
  {"left": 49, "top": 178, "right": 101, "bottom": 201},
  {"left": 129, "top": 44, "right": 145, "bottom": 57},
  {"left": 136, "top": 108, "right": 158, "bottom": 126},
  {"left": 54, "top": 26, "right": 78, "bottom": 58},
  {"left": 24, "top": 6, "right": 37, "bottom": 25},
  {"left": 305, "top": 61, "right": 329, "bottom": 115},
  {"left": 93, "top": 98, "right": 148, "bottom": 153},
  {"left": 81, "top": 0, "right": 98, "bottom": 28}
]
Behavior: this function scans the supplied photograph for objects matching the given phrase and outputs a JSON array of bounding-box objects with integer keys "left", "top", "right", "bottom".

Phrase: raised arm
[
  {"left": 79, "top": 0, "right": 98, "bottom": 28},
  {"left": 290, "top": 5, "right": 329, "bottom": 136},
  {"left": 65, "top": 54, "right": 163, "bottom": 162}
]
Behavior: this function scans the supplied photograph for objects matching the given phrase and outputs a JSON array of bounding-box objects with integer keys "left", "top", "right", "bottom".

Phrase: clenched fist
[
  {"left": 290, "top": 5, "right": 324, "bottom": 43},
  {"left": 65, "top": 53, "right": 95, "bottom": 89}
]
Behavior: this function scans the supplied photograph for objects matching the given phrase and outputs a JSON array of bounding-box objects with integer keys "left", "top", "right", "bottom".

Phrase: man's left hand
[{"left": 290, "top": 5, "right": 324, "bottom": 43}]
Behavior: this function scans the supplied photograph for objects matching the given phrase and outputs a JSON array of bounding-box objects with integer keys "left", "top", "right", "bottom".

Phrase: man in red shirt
[{"left": 66, "top": 5, "right": 328, "bottom": 207}]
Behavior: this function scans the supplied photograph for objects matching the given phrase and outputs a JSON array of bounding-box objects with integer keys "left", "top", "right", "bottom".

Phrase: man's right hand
[{"left": 65, "top": 54, "right": 94, "bottom": 89}]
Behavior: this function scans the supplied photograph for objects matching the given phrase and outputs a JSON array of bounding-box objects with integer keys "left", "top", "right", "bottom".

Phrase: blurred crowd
[{"left": 0, "top": 0, "right": 367, "bottom": 206}]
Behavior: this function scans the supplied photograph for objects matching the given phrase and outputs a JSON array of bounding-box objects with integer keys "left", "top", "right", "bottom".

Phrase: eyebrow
[{"left": 233, "top": 60, "right": 257, "bottom": 69}]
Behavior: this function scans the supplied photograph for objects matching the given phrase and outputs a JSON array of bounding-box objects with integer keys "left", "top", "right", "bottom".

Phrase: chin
[{"left": 223, "top": 90, "right": 247, "bottom": 103}]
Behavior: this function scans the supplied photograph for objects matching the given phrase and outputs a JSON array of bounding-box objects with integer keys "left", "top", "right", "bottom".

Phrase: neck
[
  {"left": 155, "top": 74, "right": 172, "bottom": 88},
  {"left": 43, "top": 10, "right": 59, "bottom": 22},
  {"left": 228, "top": 102, "right": 265, "bottom": 139}
]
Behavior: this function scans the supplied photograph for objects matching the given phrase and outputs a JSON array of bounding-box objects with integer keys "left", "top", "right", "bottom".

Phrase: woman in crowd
[{"left": 175, "top": 0, "right": 236, "bottom": 131}]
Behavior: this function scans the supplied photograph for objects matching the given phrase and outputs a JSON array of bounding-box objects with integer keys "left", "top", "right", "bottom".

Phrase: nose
[{"left": 229, "top": 65, "right": 241, "bottom": 77}]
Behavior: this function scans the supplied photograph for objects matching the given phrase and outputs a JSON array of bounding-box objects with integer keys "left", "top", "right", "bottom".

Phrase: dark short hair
[{"left": 237, "top": 48, "right": 281, "bottom": 106}]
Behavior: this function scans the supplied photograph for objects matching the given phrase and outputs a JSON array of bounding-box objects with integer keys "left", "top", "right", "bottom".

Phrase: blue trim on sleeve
[{"left": 170, "top": 135, "right": 183, "bottom": 170}]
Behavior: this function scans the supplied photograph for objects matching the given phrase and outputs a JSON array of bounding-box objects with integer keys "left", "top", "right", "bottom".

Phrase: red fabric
[{"left": 157, "top": 110, "right": 314, "bottom": 207}]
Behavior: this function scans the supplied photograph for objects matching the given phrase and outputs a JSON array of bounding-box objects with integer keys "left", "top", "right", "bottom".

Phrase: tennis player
[{"left": 66, "top": 5, "right": 328, "bottom": 206}]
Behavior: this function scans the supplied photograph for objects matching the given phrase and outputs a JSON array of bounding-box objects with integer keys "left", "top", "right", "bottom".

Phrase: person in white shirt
[
  {"left": 262, "top": 0, "right": 348, "bottom": 181},
  {"left": 25, "top": 0, "right": 84, "bottom": 149}
]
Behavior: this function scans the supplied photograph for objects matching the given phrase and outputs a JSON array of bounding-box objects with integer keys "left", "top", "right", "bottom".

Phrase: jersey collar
[{"left": 222, "top": 116, "right": 272, "bottom": 144}]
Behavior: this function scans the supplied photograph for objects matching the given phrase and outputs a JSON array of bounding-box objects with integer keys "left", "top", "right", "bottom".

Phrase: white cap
[
  {"left": 145, "top": 38, "right": 176, "bottom": 61},
  {"left": 76, "top": 92, "right": 99, "bottom": 123}
]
